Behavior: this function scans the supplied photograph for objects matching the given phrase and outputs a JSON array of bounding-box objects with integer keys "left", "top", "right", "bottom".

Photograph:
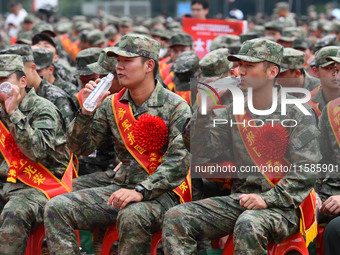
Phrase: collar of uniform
[
  {"left": 303, "top": 71, "right": 321, "bottom": 90},
  {"left": 244, "top": 84, "right": 282, "bottom": 119},
  {"left": 312, "top": 87, "right": 327, "bottom": 106},
  {"left": 18, "top": 87, "right": 37, "bottom": 112},
  {"left": 119, "top": 80, "right": 165, "bottom": 107}
]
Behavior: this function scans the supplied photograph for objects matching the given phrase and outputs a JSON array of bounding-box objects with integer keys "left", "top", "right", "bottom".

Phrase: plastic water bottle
[
  {"left": 0, "top": 82, "right": 13, "bottom": 94},
  {"left": 83, "top": 73, "right": 114, "bottom": 112}
]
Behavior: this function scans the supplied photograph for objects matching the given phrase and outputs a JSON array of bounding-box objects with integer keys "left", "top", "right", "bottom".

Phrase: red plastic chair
[
  {"left": 24, "top": 224, "right": 80, "bottom": 255},
  {"left": 101, "top": 224, "right": 162, "bottom": 255},
  {"left": 223, "top": 232, "right": 309, "bottom": 255}
]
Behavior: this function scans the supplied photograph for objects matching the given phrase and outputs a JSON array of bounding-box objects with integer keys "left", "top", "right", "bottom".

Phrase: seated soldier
[
  {"left": 0, "top": 54, "right": 72, "bottom": 254},
  {"left": 43, "top": 34, "right": 191, "bottom": 255},
  {"left": 162, "top": 39, "right": 321, "bottom": 255}
]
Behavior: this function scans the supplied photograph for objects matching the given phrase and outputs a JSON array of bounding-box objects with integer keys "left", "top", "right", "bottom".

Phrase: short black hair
[
  {"left": 14, "top": 70, "right": 26, "bottom": 80},
  {"left": 141, "top": 57, "right": 159, "bottom": 78},
  {"left": 191, "top": 0, "right": 209, "bottom": 9},
  {"left": 9, "top": 1, "right": 20, "bottom": 9}
]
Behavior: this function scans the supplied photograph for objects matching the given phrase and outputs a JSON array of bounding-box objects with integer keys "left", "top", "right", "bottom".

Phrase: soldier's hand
[
  {"left": 320, "top": 195, "right": 340, "bottom": 215},
  {"left": 0, "top": 84, "right": 22, "bottom": 115},
  {"left": 107, "top": 188, "right": 143, "bottom": 210},
  {"left": 239, "top": 194, "right": 267, "bottom": 210},
  {"left": 81, "top": 78, "right": 110, "bottom": 115}
]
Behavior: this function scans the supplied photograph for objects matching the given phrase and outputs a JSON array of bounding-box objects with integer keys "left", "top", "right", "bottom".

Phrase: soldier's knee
[
  {"left": 44, "top": 196, "right": 69, "bottom": 219},
  {"left": 116, "top": 203, "right": 146, "bottom": 229},
  {"left": 234, "top": 212, "right": 258, "bottom": 236},
  {"left": 164, "top": 205, "right": 187, "bottom": 225}
]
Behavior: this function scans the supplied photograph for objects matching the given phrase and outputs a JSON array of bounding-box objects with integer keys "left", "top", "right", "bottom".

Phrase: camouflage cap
[
  {"left": 32, "top": 48, "right": 53, "bottom": 70},
  {"left": 170, "top": 32, "right": 193, "bottom": 48},
  {"left": 275, "top": 2, "right": 289, "bottom": 10},
  {"left": 16, "top": 31, "right": 32, "bottom": 45},
  {"left": 240, "top": 33, "right": 258, "bottom": 43},
  {"left": 151, "top": 28, "right": 166, "bottom": 38},
  {"left": 314, "top": 46, "right": 340, "bottom": 67},
  {"left": 264, "top": 21, "right": 283, "bottom": 33},
  {"left": 228, "top": 38, "right": 283, "bottom": 66},
  {"left": 331, "top": 20, "right": 340, "bottom": 33},
  {"left": 325, "top": 47, "right": 340, "bottom": 64},
  {"left": 23, "top": 14, "right": 35, "bottom": 23},
  {"left": 173, "top": 51, "right": 199, "bottom": 74},
  {"left": 103, "top": 15, "right": 120, "bottom": 27},
  {"left": 32, "top": 33, "right": 57, "bottom": 49},
  {"left": 167, "top": 21, "right": 182, "bottom": 31},
  {"left": 152, "top": 16, "right": 166, "bottom": 25},
  {"left": 104, "top": 25, "right": 118, "bottom": 38},
  {"left": 279, "top": 27, "right": 302, "bottom": 42},
  {"left": 32, "top": 22, "right": 56, "bottom": 37},
  {"left": 0, "top": 54, "right": 24, "bottom": 77},
  {"left": 90, "top": 18, "right": 101, "bottom": 28},
  {"left": 280, "top": 48, "right": 305, "bottom": 72},
  {"left": 199, "top": 48, "right": 232, "bottom": 78},
  {"left": 108, "top": 33, "right": 160, "bottom": 61},
  {"left": 292, "top": 38, "right": 311, "bottom": 50},
  {"left": 75, "top": 48, "right": 102, "bottom": 75},
  {"left": 72, "top": 15, "right": 86, "bottom": 24},
  {"left": 75, "top": 22, "right": 94, "bottom": 33},
  {"left": 119, "top": 17, "right": 133, "bottom": 27},
  {"left": 86, "top": 29, "right": 106, "bottom": 46},
  {"left": 56, "top": 21, "right": 72, "bottom": 34},
  {"left": 314, "top": 35, "right": 339, "bottom": 52},
  {"left": 0, "top": 44, "right": 34, "bottom": 63},
  {"left": 132, "top": 26, "right": 149, "bottom": 35},
  {"left": 87, "top": 47, "right": 118, "bottom": 75},
  {"left": 250, "top": 25, "right": 265, "bottom": 37},
  {"left": 210, "top": 35, "right": 240, "bottom": 51}
]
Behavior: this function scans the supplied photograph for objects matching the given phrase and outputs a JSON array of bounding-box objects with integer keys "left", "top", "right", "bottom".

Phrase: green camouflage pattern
[
  {"left": 54, "top": 76, "right": 81, "bottom": 110},
  {"left": 199, "top": 48, "right": 231, "bottom": 77},
  {"left": 292, "top": 38, "right": 311, "bottom": 50},
  {"left": 280, "top": 48, "right": 305, "bottom": 72},
  {"left": 264, "top": 21, "right": 284, "bottom": 33},
  {"left": 228, "top": 38, "right": 283, "bottom": 66},
  {"left": 210, "top": 35, "right": 240, "bottom": 52},
  {"left": 132, "top": 26, "right": 149, "bottom": 35},
  {"left": 87, "top": 48, "right": 117, "bottom": 75},
  {"left": 331, "top": 20, "right": 340, "bottom": 33},
  {"left": 16, "top": 31, "right": 32, "bottom": 45},
  {"left": 0, "top": 54, "right": 24, "bottom": 77},
  {"left": 275, "top": 1, "right": 289, "bottom": 9},
  {"left": 23, "top": 14, "right": 35, "bottom": 24},
  {"left": 316, "top": 100, "right": 340, "bottom": 223},
  {"left": 167, "top": 21, "right": 182, "bottom": 31},
  {"left": 32, "top": 48, "right": 54, "bottom": 70},
  {"left": 173, "top": 51, "right": 199, "bottom": 73},
  {"left": 103, "top": 15, "right": 120, "bottom": 27},
  {"left": 310, "top": 86, "right": 328, "bottom": 112},
  {"left": 314, "top": 35, "right": 339, "bottom": 52},
  {"left": 170, "top": 32, "right": 193, "bottom": 48},
  {"left": 54, "top": 60, "right": 78, "bottom": 85},
  {"left": 119, "top": 17, "right": 133, "bottom": 27},
  {"left": 44, "top": 81, "right": 191, "bottom": 255},
  {"left": 0, "top": 44, "right": 34, "bottom": 63},
  {"left": 32, "top": 22, "right": 55, "bottom": 37},
  {"left": 75, "top": 22, "right": 94, "bottom": 33},
  {"left": 36, "top": 78, "right": 77, "bottom": 126},
  {"left": 240, "top": 33, "right": 258, "bottom": 43},
  {"left": 326, "top": 47, "right": 340, "bottom": 63},
  {"left": 108, "top": 34, "right": 160, "bottom": 61},
  {"left": 250, "top": 25, "right": 265, "bottom": 37},
  {"left": 0, "top": 88, "right": 70, "bottom": 254},
  {"left": 163, "top": 91, "right": 321, "bottom": 255},
  {"left": 104, "top": 25, "right": 118, "bottom": 38},
  {"left": 314, "top": 46, "right": 340, "bottom": 67},
  {"left": 86, "top": 29, "right": 106, "bottom": 46},
  {"left": 75, "top": 48, "right": 102, "bottom": 76},
  {"left": 151, "top": 28, "right": 166, "bottom": 38}
]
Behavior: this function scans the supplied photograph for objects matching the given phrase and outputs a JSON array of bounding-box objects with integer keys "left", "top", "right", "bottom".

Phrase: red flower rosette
[
  {"left": 254, "top": 123, "right": 289, "bottom": 160},
  {"left": 5, "top": 134, "right": 27, "bottom": 183},
  {"left": 133, "top": 114, "right": 168, "bottom": 173}
]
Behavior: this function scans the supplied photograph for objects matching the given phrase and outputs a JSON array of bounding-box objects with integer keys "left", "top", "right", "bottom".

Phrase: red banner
[{"left": 182, "top": 17, "right": 247, "bottom": 59}]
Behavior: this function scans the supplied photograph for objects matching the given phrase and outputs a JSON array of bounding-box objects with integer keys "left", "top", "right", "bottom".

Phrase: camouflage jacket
[
  {"left": 303, "top": 71, "right": 321, "bottom": 93},
  {"left": 316, "top": 100, "right": 340, "bottom": 203},
  {"left": 192, "top": 88, "right": 321, "bottom": 222},
  {"left": 54, "top": 75, "right": 81, "bottom": 110},
  {"left": 37, "top": 78, "right": 77, "bottom": 126},
  {"left": 54, "top": 61, "right": 77, "bottom": 85},
  {"left": 67, "top": 81, "right": 191, "bottom": 200},
  {"left": 311, "top": 87, "right": 328, "bottom": 112},
  {"left": 0, "top": 88, "right": 70, "bottom": 191}
]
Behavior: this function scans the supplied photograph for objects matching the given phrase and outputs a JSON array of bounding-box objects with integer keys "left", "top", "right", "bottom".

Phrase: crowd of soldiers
[{"left": 0, "top": 0, "right": 339, "bottom": 254}]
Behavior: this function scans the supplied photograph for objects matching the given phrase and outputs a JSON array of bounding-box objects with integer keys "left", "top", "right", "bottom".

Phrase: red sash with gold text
[
  {"left": 236, "top": 112, "right": 317, "bottom": 246},
  {"left": 112, "top": 88, "right": 192, "bottom": 203},
  {"left": 0, "top": 120, "right": 74, "bottom": 199},
  {"left": 328, "top": 97, "right": 340, "bottom": 148}
]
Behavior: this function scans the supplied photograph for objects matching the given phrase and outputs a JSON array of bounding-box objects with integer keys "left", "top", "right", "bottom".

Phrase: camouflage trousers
[
  {"left": 162, "top": 195, "right": 300, "bottom": 255},
  {"left": 0, "top": 186, "right": 48, "bottom": 255},
  {"left": 44, "top": 182, "right": 178, "bottom": 255}
]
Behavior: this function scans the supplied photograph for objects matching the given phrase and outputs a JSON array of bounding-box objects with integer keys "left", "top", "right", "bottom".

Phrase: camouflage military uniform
[
  {"left": 0, "top": 55, "right": 70, "bottom": 255},
  {"left": 44, "top": 34, "right": 191, "bottom": 255},
  {"left": 209, "top": 35, "right": 241, "bottom": 54},
  {"left": 0, "top": 45, "right": 77, "bottom": 127},
  {"left": 162, "top": 39, "right": 322, "bottom": 255}
]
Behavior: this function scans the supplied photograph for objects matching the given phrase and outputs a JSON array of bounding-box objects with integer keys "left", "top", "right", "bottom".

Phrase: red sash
[
  {"left": 76, "top": 88, "right": 84, "bottom": 108},
  {"left": 112, "top": 88, "right": 192, "bottom": 203},
  {"left": 159, "top": 56, "right": 171, "bottom": 70},
  {"left": 235, "top": 112, "right": 317, "bottom": 246},
  {"left": 328, "top": 97, "right": 340, "bottom": 148},
  {"left": 307, "top": 86, "right": 322, "bottom": 117},
  {"left": 160, "top": 63, "right": 172, "bottom": 81},
  {"left": 0, "top": 120, "right": 74, "bottom": 200},
  {"left": 164, "top": 72, "right": 175, "bottom": 92}
]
